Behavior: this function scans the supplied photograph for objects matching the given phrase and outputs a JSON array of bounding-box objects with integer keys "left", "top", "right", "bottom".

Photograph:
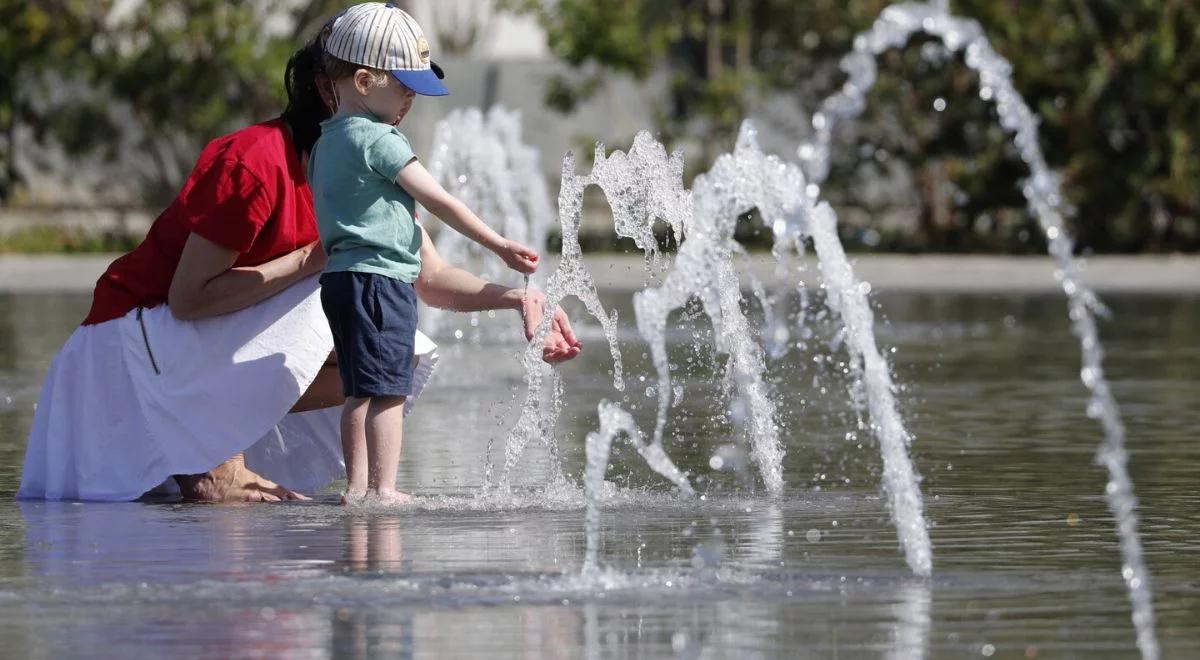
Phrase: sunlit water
[{"left": 0, "top": 290, "right": 1197, "bottom": 658}]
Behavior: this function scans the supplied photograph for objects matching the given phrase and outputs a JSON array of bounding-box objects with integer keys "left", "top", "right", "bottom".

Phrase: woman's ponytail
[{"left": 281, "top": 34, "right": 330, "bottom": 159}]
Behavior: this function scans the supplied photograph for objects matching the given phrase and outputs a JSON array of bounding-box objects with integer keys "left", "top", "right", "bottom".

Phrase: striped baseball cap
[{"left": 325, "top": 2, "right": 448, "bottom": 96}]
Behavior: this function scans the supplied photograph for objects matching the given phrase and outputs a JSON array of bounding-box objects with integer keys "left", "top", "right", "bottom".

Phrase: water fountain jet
[
  {"left": 799, "top": 1, "right": 1158, "bottom": 654},
  {"left": 503, "top": 123, "right": 933, "bottom": 577}
]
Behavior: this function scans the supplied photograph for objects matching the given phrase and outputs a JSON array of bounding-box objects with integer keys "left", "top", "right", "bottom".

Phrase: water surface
[{"left": 0, "top": 290, "right": 1196, "bottom": 658}]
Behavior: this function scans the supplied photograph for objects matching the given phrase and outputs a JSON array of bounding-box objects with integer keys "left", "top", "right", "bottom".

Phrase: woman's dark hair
[{"left": 281, "top": 34, "right": 330, "bottom": 158}]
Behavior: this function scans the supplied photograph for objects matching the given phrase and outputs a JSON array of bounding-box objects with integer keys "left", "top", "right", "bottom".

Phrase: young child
[{"left": 309, "top": 3, "right": 539, "bottom": 504}]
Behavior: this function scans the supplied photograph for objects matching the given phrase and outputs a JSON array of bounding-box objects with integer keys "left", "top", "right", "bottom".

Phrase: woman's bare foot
[
  {"left": 340, "top": 488, "right": 368, "bottom": 505},
  {"left": 367, "top": 489, "right": 412, "bottom": 506},
  {"left": 175, "top": 454, "right": 311, "bottom": 503}
]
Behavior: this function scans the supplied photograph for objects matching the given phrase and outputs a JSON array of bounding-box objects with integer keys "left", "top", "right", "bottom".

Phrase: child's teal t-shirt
[{"left": 308, "top": 113, "right": 422, "bottom": 282}]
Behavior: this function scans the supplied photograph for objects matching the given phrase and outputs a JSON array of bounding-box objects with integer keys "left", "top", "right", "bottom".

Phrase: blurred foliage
[
  {"left": 3, "top": 1, "right": 1197, "bottom": 253},
  {"left": 505, "top": 0, "right": 1199, "bottom": 253},
  {"left": 0, "top": 1, "right": 103, "bottom": 199},
  {"left": 0, "top": 0, "right": 345, "bottom": 205},
  {"left": 0, "top": 225, "right": 138, "bottom": 253}
]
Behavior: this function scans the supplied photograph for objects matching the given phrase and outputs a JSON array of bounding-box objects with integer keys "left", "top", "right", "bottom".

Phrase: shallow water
[{"left": 0, "top": 289, "right": 1197, "bottom": 659}]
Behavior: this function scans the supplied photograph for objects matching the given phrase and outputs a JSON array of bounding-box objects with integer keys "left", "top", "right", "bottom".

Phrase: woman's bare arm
[
  {"left": 414, "top": 226, "right": 581, "bottom": 362},
  {"left": 168, "top": 233, "right": 325, "bottom": 321}
]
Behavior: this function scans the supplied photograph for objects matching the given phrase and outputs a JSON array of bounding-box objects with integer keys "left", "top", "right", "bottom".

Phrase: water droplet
[
  {"left": 1080, "top": 366, "right": 1098, "bottom": 387},
  {"left": 933, "top": 97, "right": 947, "bottom": 112},
  {"left": 805, "top": 529, "right": 821, "bottom": 542},
  {"left": 981, "top": 644, "right": 995, "bottom": 657}
]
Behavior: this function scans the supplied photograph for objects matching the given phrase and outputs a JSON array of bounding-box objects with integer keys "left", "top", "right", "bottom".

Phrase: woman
[{"left": 16, "top": 29, "right": 579, "bottom": 503}]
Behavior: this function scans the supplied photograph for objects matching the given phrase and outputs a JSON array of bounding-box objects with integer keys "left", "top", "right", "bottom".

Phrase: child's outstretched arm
[{"left": 396, "top": 161, "right": 539, "bottom": 274}]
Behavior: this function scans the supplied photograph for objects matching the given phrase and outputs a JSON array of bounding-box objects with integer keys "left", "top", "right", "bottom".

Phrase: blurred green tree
[
  {"left": 0, "top": 0, "right": 344, "bottom": 204},
  {"left": 0, "top": 1, "right": 107, "bottom": 200},
  {"left": 506, "top": 0, "right": 1199, "bottom": 253}
]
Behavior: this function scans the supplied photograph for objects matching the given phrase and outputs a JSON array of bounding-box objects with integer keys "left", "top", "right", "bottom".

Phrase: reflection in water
[
  {"left": 583, "top": 602, "right": 600, "bottom": 660},
  {"left": 334, "top": 516, "right": 413, "bottom": 658},
  {"left": 343, "top": 515, "right": 407, "bottom": 573},
  {"left": 738, "top": 503, "right": 784, "bottom": 567},
  {"left": 17, "top": 502, "right": 331, "bottom": 657},
  {"left": 886, "top": 582, "right": 932, "bottom": 660}
]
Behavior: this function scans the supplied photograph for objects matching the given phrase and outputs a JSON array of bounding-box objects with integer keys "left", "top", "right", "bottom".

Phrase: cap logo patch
[{"left": 417, "top": 36, "right": 430, "bottom": 64}]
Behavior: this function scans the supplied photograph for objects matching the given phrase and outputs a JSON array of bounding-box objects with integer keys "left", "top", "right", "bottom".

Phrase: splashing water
[
  {"left": 809, "top": 202, "right": 933, "bottom": 576},
  {"left": 499, "top": 122, "right": 933, "bottom": 575},
  {"left": 632, "top": 124, "right": 807, "bottom": 496},
  {"left": 636, "top": 121, "right": 932, "bottom": 574},
  {"left": 798, "top": 1, "right": 1157, "bottom": 655},
  {"left": 583, "top": 401, "right": 695, "bottom": 573},
  {"left": 502, "top": 126, "right": 810, "bottom": 498},
  {"left": 422, "top": 106, "right": 556, "bottom": 338},
  {"left": 454, "top": 6, "right": 1147, "bottom": 640},
  {"left": 497, "top": 134, "right": 690, "bottom": 490}
]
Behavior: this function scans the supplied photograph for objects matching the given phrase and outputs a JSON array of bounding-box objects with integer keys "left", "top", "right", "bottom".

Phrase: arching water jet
[{"left": 798, "top": 1, "right": 1157, "bottom": 654}]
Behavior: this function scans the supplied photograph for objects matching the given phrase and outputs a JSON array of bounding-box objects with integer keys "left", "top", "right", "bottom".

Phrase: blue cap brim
[{"left": 392, "top": 69, "right": 448, "bottom": 96}]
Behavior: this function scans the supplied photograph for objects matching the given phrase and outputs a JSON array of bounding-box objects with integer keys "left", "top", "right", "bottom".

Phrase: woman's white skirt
[{"left": 16, "top": 275, "right": 438, "bottom": 501}]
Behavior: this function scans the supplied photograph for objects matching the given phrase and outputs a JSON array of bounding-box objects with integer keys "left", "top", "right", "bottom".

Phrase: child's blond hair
[{"left": 322, "top": 53, "right": 390, "bottom": 89}]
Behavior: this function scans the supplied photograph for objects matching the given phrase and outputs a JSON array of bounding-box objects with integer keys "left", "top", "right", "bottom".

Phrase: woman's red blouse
[{"left": 83, "top": 119, "right": 318, "bottom": 325}]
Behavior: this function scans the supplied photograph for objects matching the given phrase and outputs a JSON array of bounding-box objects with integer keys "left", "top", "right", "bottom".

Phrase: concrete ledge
[
  {"left": 0, "top": 253, "right": 1197, "bottom": 294},
  {"left": 587, "top": 254, "right": 1200, "bottom": 294},
  {"left": 0, "top": 208, "right": 153, "bottom": 235}
]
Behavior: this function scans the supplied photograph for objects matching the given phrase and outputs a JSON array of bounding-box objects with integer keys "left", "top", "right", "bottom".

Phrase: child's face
[{"left": 364, "top": 77, "right": 416, "bottom": 127}]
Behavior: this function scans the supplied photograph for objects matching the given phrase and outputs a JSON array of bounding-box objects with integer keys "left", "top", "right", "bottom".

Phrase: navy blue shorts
[{"left": 319, "top": 271, "right": 418, "bottom": 399}]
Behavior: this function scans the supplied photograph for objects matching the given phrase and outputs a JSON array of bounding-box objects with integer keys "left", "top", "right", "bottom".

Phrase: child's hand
[{"left": 495, "top": 239, "right": 540, "bottom": 274}]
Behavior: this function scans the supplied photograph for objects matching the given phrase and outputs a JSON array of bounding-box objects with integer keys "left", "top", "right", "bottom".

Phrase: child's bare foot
[
  {"left": 367, "top": 488, "right": 412, "bottom": 506},
  {"left": 340, "top": 488, "right": 368, "bottom": 505}
]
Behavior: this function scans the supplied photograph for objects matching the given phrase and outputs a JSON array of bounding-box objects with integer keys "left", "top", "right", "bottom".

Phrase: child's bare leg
[
  {"left": 365, "top": 395, "right": 409, "bottom": 503},
  {"left": 340, "top": 396, "right": 370, "bottom": 503}
]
